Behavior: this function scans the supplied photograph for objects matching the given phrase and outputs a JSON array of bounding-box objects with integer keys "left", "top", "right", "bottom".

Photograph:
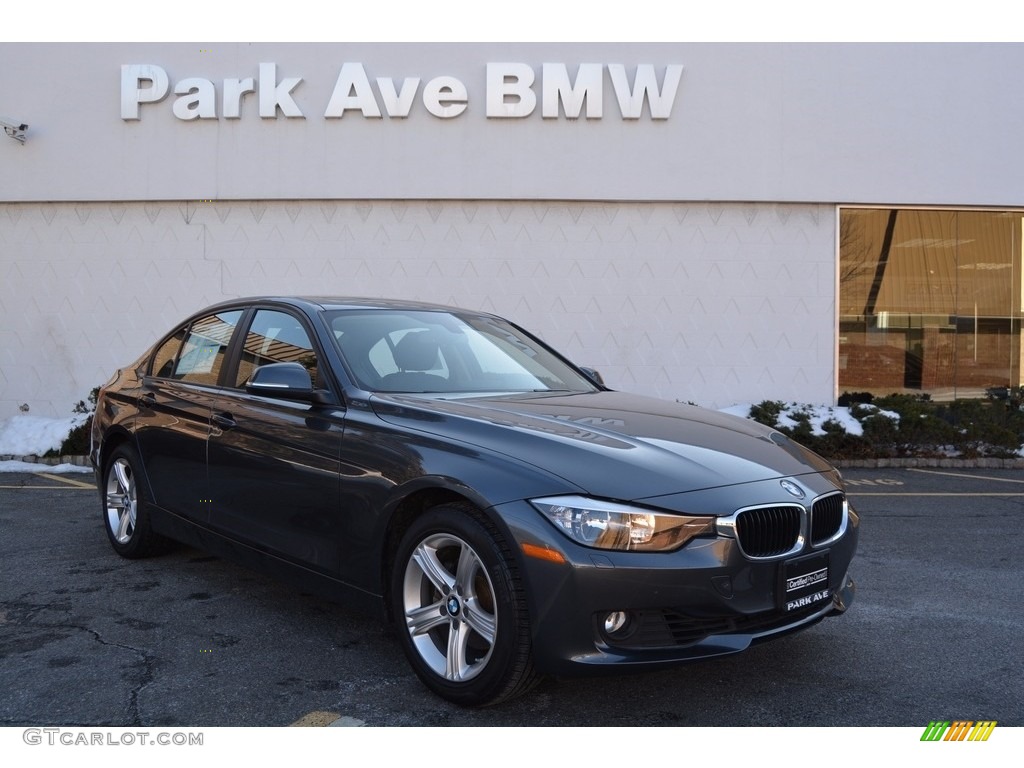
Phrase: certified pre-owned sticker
[{"left": 786, "top": 567, "right": 828, "bottom": 593}]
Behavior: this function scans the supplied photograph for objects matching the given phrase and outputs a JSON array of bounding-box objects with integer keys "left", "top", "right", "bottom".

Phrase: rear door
[{"left": 134, "top": 309, "right": 244, "bottom": 522}]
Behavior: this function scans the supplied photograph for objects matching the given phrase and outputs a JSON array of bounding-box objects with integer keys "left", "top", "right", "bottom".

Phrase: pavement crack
[
  {"left": 74, "top": 625, "right": 155, "bottom": 727},
  {"left": 2, "top": 599, "right": 154, "bottom": 726}
]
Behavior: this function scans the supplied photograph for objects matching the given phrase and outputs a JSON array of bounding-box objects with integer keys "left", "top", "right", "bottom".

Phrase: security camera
[{"left": 1, "top": 118, "right": 28, "bottom": 144}]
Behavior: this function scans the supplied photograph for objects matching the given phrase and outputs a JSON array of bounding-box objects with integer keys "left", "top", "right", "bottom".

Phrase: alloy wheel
[
  {"left": 402, "top": 532, "right": 497, "bottom": 682},
  {"left": 105, "top": 457, "right": 137, "bottom": 544}
]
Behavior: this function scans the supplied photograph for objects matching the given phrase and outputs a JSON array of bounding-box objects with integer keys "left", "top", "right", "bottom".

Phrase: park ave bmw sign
[{"left": 121, "top": 62, "right": 684, "bottom": 122}]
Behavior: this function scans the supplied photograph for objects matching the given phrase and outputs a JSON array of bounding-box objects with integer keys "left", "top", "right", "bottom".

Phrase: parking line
[
  {"left": 289, "top": 711, "right": 343, "bottom": 727},
  {"left": 37, "top": 472, "right": 94, "bottom": 489},
  {"left": 0, "top": 484, "right": 94, "bottom": 489},
  {"left": 907, "top": 468, "right": 1024, "bottom": 484},
  {"left": 847, "top": 492, "right": 1024, "bottom": 497},
  {"left": 0, "top": 472, "right": 95, "bottom": 490}
]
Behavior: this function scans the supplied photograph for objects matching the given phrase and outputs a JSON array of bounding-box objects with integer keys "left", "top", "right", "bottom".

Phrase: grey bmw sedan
[{"left": 92, "top": 296, "right": 857, "bottom": 705}]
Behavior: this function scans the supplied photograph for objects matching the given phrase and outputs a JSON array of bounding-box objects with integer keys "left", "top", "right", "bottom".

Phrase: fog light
[{"left": 603, "top": 611, "right": 629, "bottom": 635}]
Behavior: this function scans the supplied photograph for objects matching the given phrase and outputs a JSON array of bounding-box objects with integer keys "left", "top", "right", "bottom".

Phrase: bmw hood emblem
[{"left": 780, "top": 479, "right": 806, "bottom": 499}]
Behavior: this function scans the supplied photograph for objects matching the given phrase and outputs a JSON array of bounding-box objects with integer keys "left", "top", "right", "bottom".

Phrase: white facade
[{"left": 1, "top": 43, "right": 1022, "bottom": 418}]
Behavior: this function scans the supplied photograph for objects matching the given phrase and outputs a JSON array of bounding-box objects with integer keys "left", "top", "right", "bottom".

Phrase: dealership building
[{"left": 2, "top": 42, "right": 1023, "bottom": 420}]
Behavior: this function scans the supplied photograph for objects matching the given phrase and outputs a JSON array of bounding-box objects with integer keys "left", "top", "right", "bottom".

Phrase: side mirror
[
  {"left": 246, "top": 363, "right": 333, "bottom": 404},
  {"left": 579, "top": 366, "right": 606, "bottom": 388}
]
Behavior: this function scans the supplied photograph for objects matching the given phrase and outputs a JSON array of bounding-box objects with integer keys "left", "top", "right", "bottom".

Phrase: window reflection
[
  {"left": 164, "top": 311, "right": 242, "bottom": 386},
  {"left": 839, "top": 209, "right": 1022, "bottom": 400},
  {"left": 235, "top": 310, "right": 318, "bottom": 388}
]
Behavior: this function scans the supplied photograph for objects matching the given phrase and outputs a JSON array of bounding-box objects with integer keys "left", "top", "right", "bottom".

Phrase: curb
[
  {"left": 833, "top": 457, "right": 1024, "bottom": 469},
  {"left": 1, "top": 455, "right": 92, "bottom": 467}
]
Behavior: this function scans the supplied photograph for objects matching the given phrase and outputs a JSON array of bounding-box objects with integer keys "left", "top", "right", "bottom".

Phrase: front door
[{"left": 205, "top": 308, "right": 345, "bottom": 573}]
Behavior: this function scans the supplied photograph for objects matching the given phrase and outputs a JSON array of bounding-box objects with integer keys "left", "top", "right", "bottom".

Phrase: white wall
[
  {"left": 8, "top": 42, "right": 1012, "bottom": 421},
  {"left": 0, "top": 200, "right": 836, "bottom": 419},
  {"left": 1, "top": 43, "right": 1022, "bottom": 206}
]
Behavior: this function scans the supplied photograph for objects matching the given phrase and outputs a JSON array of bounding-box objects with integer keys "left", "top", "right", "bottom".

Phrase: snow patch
[
  {"left": 719, "top": 403, "right": 899, "bottom": 437},
  {"left": 0, "top": 414, "right": 87, "bottom": 457},
  {"left": 0, "top": 460, "right": 92, "bottom": 474},
  {"left": 718, "top": 404, "right": 752, "bottom": 420}
]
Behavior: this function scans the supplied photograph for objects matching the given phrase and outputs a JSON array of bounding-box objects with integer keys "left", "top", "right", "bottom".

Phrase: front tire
[
  {"left": 392, "top": 503, "right": 539, "bottom": 706},
  {"left": 102, "top": 445, "right": 173, "bottom": 558}
]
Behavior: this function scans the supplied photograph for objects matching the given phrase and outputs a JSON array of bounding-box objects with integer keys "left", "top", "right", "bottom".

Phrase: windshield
[{"left": 325, "top": 309, "right": 598, "bottom": 394}]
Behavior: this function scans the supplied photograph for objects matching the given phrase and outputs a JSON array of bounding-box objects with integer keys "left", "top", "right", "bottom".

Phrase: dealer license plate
[{"left": 781, "top": 552, "right": 830, "bottom": 612}]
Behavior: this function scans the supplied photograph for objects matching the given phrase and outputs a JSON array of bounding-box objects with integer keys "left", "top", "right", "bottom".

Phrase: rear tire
[
  {"left": 392, "top": 503, "right": 540, "bottom": 706},
  {"left": 102, "top": 445, "right": 173, "bottom": 558}
]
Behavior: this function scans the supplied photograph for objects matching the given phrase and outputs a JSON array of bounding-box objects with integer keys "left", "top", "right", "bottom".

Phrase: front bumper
[{"left": 492, "top": 495, "right": 859, "bottom": 677}]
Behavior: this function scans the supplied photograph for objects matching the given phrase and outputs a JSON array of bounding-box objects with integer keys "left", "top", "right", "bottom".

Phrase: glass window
[
  {"left": 839, "top": 208, "right": 1023, "bottom": 400},
  {"left": 235, "top": 309, "right": 319, "bottom": 387},
  {"left": 328, "top": 309, "right": 597, "bottom": 394},
  {"left": 151, "top": 329, "right": 186, "bottom": 378},
  {"left": 367, "top": 330, "right": 451, "bottom": 381},
  {"left": 172, "top": 311, "right": 243, "bottom": 386}
]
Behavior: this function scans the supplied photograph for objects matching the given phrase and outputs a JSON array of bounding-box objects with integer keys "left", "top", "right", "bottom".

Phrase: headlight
[{"left": 530, "top": 495, "right": 715, "bottom": 552}]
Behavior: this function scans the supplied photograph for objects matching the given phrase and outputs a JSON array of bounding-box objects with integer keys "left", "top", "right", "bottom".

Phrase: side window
[
  {"left": 172, "top": 310, "right": 243, "bottom": 386},
  {"left": 151, "top": 329, "right": 186, "bottom": 378},
  {"left": 235, "top": 309, "right": 319, "bottom": 388}
]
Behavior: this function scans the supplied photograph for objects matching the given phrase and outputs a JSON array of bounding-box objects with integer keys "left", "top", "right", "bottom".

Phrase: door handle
[
  {"left": 212, "top": 413, "right": 236, "bottom": 429},
  {"left": 139, "top": 393, "right": 157, "bottom": 407}
]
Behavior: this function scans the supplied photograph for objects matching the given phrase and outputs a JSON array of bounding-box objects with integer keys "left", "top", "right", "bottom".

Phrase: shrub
[
  {"left": 869, "top": 394, "right": 956, "bottom": 456},
  {"left": 837, "top": 391, "right": 874, "bottom": 407},
  {"left": 58, "top": 387, "right": 99, "bottom": 456},
  {"left": 749, "top": 400, "right": 785, "bottom": 429},
  {"left": 746, "top": 393, "right": 1023, "bottom": 460}
]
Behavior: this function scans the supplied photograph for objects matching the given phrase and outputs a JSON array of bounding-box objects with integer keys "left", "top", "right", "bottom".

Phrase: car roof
[{"left": 198, "top": 296, "right": 492, "bottom": 316}]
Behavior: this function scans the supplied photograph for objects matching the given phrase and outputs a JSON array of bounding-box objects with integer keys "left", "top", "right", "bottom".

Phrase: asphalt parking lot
[{"left": 0, "top": 467, "right": 1021, "bottom": 727}]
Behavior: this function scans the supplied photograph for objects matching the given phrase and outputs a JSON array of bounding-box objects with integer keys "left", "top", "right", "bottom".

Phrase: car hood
[{"left": 369, "top": 390, "right": 834, "bottom": 500}]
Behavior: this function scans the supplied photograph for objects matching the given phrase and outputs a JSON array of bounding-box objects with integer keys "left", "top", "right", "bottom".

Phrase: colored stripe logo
[{"left": 921, "top": 721, "right": 997, "bottom": 741}]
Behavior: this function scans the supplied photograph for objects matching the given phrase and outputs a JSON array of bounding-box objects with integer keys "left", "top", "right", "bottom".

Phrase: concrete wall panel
[{"left": 0, "top": 200, "right": 835, "bottom": 418}]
